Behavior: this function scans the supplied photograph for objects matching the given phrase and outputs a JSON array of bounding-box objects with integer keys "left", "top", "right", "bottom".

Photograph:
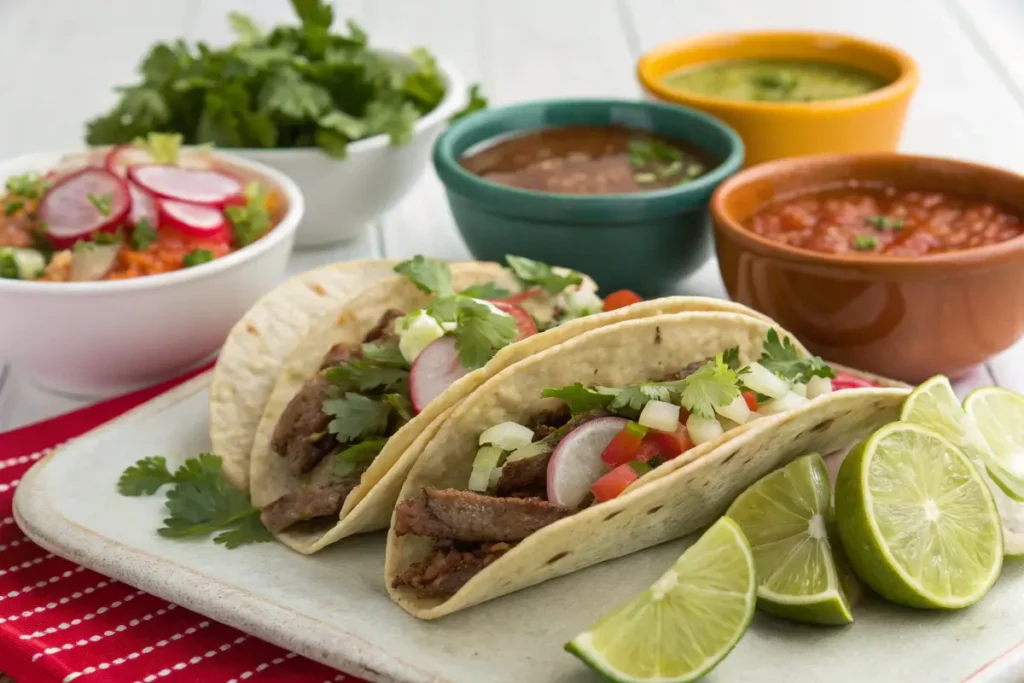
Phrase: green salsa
[{"left": 662, "top": 59, "right": 889, "bottom": 103}]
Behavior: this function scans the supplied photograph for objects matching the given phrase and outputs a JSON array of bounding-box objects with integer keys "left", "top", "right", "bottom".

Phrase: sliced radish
[
  {"left": 128, "top": 183, "right": 158, "bottom": 227},
  {"left": 491, "top": 300, "right": 537, "bottom": 338},
  {"left": 547, "top": 416, "right": 628, "bottom": 508},
  {"left": 156, "top": 198, "right": 228, "bottom": 240},
  {"left": 38, "top": 168, "right": 130, "bottom": 248},
  {"left": 105, "top": 145, "right": 156, "bottom": 178},
  {"left": 409, "top": 335, "right": 472, "bottom": 413},
  {"left": 69, "top": 243, "right": 121, "bottom": 282},
  {"left": 128, "top": 164, "right": 243, "bottom": 206}
]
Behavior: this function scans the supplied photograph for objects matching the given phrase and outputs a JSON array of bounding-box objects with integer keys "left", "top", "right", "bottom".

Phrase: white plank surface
[{"left": 2, "top": 0, "right": 1024, "bottom": 429}]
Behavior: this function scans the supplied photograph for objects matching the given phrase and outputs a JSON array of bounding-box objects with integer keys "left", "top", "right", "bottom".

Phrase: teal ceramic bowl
[{"left": 433, "top": 98, "right": 744, "bottom": 296}]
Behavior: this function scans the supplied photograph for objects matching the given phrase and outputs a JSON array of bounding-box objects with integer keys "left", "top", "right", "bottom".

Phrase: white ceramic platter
[{"left": 14, "top": 374, "right": 1024, "bottom": 683}]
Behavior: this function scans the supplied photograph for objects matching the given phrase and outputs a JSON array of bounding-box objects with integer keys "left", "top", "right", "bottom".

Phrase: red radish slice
[
  {"left": 491, "top": 300, "right": 537, "bottom": 339},
  {"left": 128, "top": 183, "right": 158, "bottom": 227},
  {"left": 105, "top": 145, "right": 156, "bottom": 178},
  {"left": 156, "top": 198, "right": 229, "bottom": 240},
  {"left": 128, "top": 164, "right": 243, "bottom": 206},
  {"left": 547, "top": 416, "right": 628, "bottom": 508},
  {"left": 409, "top": 336, "right": 472, "bottom": 413},
  {"left": 38, "top": 168, "right": 130, "bottom": 249}
]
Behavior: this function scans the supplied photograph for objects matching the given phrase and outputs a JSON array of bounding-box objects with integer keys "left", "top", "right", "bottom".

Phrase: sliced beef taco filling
[
  {"left": 259, "top": 255, "right": 598, "bottom": 534},
  {"left": 393, "top": 329, "right": 883, "bottom": 598}
]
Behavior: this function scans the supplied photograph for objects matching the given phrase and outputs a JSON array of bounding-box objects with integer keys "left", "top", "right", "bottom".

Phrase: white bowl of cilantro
[{"left": 84, "top": 2, "right": 483, "bottom": 247}]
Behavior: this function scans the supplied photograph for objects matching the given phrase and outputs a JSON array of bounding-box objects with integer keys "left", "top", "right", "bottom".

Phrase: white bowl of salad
[{"left": 0, "top": 135, "right": 303, "bottom": 397}]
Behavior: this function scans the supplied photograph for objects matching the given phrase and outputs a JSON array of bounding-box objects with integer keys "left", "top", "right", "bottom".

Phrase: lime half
[
  {"left": 835, "top": 422, "right": 1002, "bottom": 609},
  {"left": 566, "top": 517, "right": 756, "bottom": 682},
  {"left": 727, "top": 453, "right": 852, "bottom": 625}
]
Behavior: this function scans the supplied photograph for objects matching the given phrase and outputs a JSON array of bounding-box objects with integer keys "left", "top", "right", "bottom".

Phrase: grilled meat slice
[
  {"left": 271, "top": 376, "right": 337, "bottom": 476},
  {"left": 363, "top": 308, "right": 404, "bottom": 344},
  {"left": 391, "top": 542, "right": 513, "bottom": 598},
  {"left": 260, "top": 475, "right": 362, "bottom": 533}
]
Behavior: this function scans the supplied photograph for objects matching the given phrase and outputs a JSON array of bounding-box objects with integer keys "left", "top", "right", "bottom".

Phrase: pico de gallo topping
[{"left": 0, "top": 134, "right": 283, "bottom": 282}]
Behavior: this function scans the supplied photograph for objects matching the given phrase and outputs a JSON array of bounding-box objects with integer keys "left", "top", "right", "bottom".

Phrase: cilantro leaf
[
  {"left": 131, "top": 218, "right": 158, "bottom": 251},
  {"left": 228, "top": 12, "right": 265, "bottom": 46},
  {"left": 450, "top": 84, "right": 488, "bottom": 123},
  {"left": 323, "top": 393, "right": 392, "bottom": 442},
  {"left": 324, "top": 359, "right": 408, "bottom": 393},
  {"left": 334, "top": 438, "right": 388, "bottom": 476},
  {"left": 4, "top": 200, "right": 24, "bottom": 217},
  {"left": 679, "top": 356, "right": 741, "bottom": 419},
  {"left": 183, "top": 248, "right": 215, "bottom": 268},
  {"left": 213, "top": 513, "right": 272, "bottom": 549},
  {"left": 722, "top": 346, "right": 741, "bottom": 372},
  {"left": 5, "top": 172, "right": 50, "bottom": 200},
  {"left": 171, "top": 452, "right": 224, "bottom": 484},
  {"left": 133, "top": 132, "right": 182, "bottom": 164},
  {"left": 117, "top": 456, "right": 175, "bottom": 496},
  {"left": 225, "top": 181, "right": 271, "bottom": 247},
  {"left": 542, "top": 382, "right": 616, "bottom": 413},
  {"left": 452, "top": 299, "right": 518, "bottom": 368},
  {"left": 759, "top": 329, "right": 835, "bottom": 384},
  {"left": 394, "top": 256, "right": 454, "bottom": 296},
  {"left": 505, "top": 255, "right": 583, "bottom": 295},
  {"left": 458, "top": 281, "right": 511, "bottom": 299},
  {"left": 382, "top": 393, "right": 414, "bottom": 425},
  {"left": 609, "top": 384, "right": 672, "bottom": 418},
  {"left": 362, "top": 340, "right": 407, "bottom": 367},
  {"left": 258, "top": 67, "right": 333, "bottom": 121}
]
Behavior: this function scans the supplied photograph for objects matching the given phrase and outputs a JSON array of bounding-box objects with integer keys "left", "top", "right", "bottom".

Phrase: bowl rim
[
  {"left": 227, "top": 50, "right": 467, "bottom": 159},
  {"left": 637, "top": 30, "right": 920, "bottom": 114},
  {"left": 432, "top": 96, "right": 745, "bottom": 216},
  {"left": 0, "top": 148, "right": 305, "bottom": 295},
  {"left": 710, "top": 151, "right": 1024, "bottom": 272}
]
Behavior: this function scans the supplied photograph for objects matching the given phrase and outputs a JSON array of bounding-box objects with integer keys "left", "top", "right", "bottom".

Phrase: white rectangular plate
[{"left": 14, "top": 375, "right": 1024, "bottom": 683}]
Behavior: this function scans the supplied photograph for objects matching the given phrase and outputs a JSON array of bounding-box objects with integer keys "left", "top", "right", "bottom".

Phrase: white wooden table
[{"left": 2, "top": 0, "right": 1024, "bottom": 431}]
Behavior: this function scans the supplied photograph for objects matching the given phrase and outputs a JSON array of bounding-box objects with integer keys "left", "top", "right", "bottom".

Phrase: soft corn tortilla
[
  {"left": 248, "top": 294, "right": 786, "bottom": 554},
  {"left": 384, "top": 311, "right": 909, "bottom": 619}
]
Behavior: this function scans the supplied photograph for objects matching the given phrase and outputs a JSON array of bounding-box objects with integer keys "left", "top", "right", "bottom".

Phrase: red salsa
[{"left": 745, "top": 183, "right": 1024, "bottom": 256}]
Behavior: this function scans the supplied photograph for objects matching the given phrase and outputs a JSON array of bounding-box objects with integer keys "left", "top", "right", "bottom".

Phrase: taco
[
  {"left": 384, "top": 310, "right": 909, "bottom": 619},
  {"left": 243, "top": 256, "right": 785, "bottom": 554}
]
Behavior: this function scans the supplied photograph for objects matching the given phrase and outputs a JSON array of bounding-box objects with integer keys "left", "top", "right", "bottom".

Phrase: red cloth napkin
[{"left": 0, "top": 364, "right": 362, "bottom": 683}]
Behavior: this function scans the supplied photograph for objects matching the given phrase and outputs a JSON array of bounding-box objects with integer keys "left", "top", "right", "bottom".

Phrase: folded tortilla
[
  {"left": 384, "top": 310, "right": 909, "bottom": 619},
  {"left": 245, "top": 288, "right": 787, "bottom": 555}
]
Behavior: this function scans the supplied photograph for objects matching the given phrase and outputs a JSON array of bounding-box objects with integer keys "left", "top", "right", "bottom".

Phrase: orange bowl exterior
[
  {"left": 637, "top": 31, "right": 920, "bottom": 167},
  {"left": 710, "top": 153, "right": 1024, "bottom": 383}
]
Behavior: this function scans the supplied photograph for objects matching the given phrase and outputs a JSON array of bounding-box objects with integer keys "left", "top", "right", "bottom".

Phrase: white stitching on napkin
[
  {"left": 226, "top": 651, "right": 298, "bottom": 682},
  {"left": 0, "top": 566, "right": 86, "bottom": 603},
  {"left": 0, "top": 449, "right": 49, "bottom": 471},
  {"left": 0, "top": 553, "right": 52, "bottom": 577},
  {"left": 61, "top": 621, "right": 211, "bottom": 682},
  {"left": 12, "top": 580, "right": 115, "bottom": 631},
  {"left": 132, "top": 632, "right": 246, "bottom": 683},
  {"left": 28, "top": 591, "right": 150, "bottom": 656}
]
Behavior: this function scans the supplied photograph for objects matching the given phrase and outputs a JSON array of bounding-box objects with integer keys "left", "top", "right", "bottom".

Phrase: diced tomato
[
  {"left": 635, "top": 438, "right": 663, "bottom": 463},
  {"left": 602, "top": 289, "right": 643, "bottom": 312},
  {"left": 495, "top": 286, "right": 542, "bottom": 305},
  {"left": 831, "top": 371, "right": 878, "bottom": 391},
  {"left": 644, "top": 423, "right": 694, "bottom": 460},
  {"left": 591, "top": 464, "right": 639, "bottom": 502},
  {"left": 491, "top": 300, "right": 538, "bottom": 339},
  {"left": 601, "top": 422, "right": 647, "bottom": 467},
  {"left": 742, "top": 391, "right": 759, "bottom": 412}
]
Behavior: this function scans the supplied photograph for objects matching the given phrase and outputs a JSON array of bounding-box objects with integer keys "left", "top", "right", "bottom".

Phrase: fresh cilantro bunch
[
  {"left": 756, "top": 329, "right": 834, "bottom": 384},
  {"left": 117, "top": 454, "right": 271, "bottom": 548},
  {"left": 84, "top": 0, "right": 487, "bottom": 157}
]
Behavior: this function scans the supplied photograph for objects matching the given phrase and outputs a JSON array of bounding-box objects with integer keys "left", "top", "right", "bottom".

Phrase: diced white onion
[
  {"left": 506, "top": 440, "right": 549, "bottom": 463},
  {"left": 791, "top": 382, "right": 807, "bottom": 397},
  {"left": 479, "top": 421, "right": 535, "bottom": 450},
  {"left": 758, "top": 390, "right": 811, "bottom": 416},
  {"left": 488, "top": 465, "right": 504, "bottom": 490},
  {"left": 741, "top": 362, "right": 790, "bottom": 399},
  {"left": 714, "top": 394, "right": 751, "bottom": 425},
  {"left": 638, "top": 400, "right": 680, "bottom": 433},
  {"left": 806, "top": 376, "right": 834, "bottom": 400},
  {"left": 718, "top": 416, "right": 742, "bottom": 432},
  {"left": 469, "top": 445, "right": 504, "bottom": 492},
  {"left": 557, "top": 286, "right": 604, "bottom": 318},
  {"left": 397, "top": 310, "right": 446, "bottom": 364},
  {"left": 686, "top": 414, "right": 724, "bottom": 445}
]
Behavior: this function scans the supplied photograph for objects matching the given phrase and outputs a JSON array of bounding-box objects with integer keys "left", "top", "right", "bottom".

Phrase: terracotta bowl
[{"left": 710, "top": 153, "right": 1024, "bottom": 383}]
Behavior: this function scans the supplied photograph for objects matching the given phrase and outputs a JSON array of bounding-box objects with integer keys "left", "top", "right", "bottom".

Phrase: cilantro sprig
[
  {"left": 117, "top": 454, "right": 271, "bottom": 549},
  {"left": 758, "top": 329, "right": 835, "bottom": 384},
  {"left": 506, "top": 255, "right": 582, "bottom": 295},
  {"left": 225, "top": 181, "right": 271, "bottom": 247}
]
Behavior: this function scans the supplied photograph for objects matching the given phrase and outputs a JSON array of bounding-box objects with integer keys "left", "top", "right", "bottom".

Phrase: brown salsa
[
  {"left": 460, "top": 125, "right": 715, "bottom": 195},
  {"left": 746, "top": 183, "right": 1024, "bottom": 256}
]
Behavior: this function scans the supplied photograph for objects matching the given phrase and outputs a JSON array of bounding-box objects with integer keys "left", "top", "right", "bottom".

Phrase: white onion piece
[
  {"left": 686, "top": 414, "right": 724, "bottom": 445},
  {"left": 507, "top": 440, "right": 549, "bottom": 463},
  {"left": 638, "top": 400, "right": 680, "bottom": 433},
  {"left": 479, "top": 422, "right": 535, "bottom": 451},
  {"left": 469, "top": 445, "right": 504, "bottom": 492},
  {"left": 714, "top": 394, "right": 751, "bottom": 425},
  {"left": 758, "top": 390, "right": 811, "bottom": 416},
  {"left": 740, "top": 362, "right": 790, "bottom": 399},
  {"left": 718, "top": 416, "right": 742, "bottom": 432},
  {"left": 806, "top": 376, "right": 834, "bottom": 400},
  {"left": 791, "top": 382, "right": 807, "bottom": 397}
]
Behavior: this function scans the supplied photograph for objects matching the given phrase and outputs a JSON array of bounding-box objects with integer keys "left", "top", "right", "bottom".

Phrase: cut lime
[
  {"left": 566, "top": 517, "right": 756, "bottom": 682},
  {"left": 965, "top": 386, "right": 1024, "bottom": 556},
  {"left": 726, "top": 453, "right": 852, "bottom": 625},
  {"left": 835, "top": 422, "right": 1002, "bottom": 609},
  {"left": 901, "top": 375, "right": 1024, "bottom": 555}
]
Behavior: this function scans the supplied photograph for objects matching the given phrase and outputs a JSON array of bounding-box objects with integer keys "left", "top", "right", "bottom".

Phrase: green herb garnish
[
  {"left": 678, "top": 355, "right": 741, "bottom": 420},
  {"left": 852, "top": 234, "right": 879, "bottom": 251},
  {"left": 87, "top": 193, "right": 114, "bottom": 217},
  {"left": 5, "top": 173, "right": 50, "bottom": 200},
  {"left": 757, "top": 329, "right": 835, "bottom": 384},
  {"left": 541, "top": 383, "right": 618, "bottom": 413},
  {"left": 323, "top": 392, "right": 392, "bottom": 443},
  {"left": 131, "top": 218, "right": 158, "bottom": 251},
  {"left": 183, "top": 248, "right": 215, "bottom": 267},
  {"left": 4, "top": 200, "right": 24, "bottom": 217},
  {"left": 394, "top": 255, "right": 455, "bottom": 297},
  {"left": 117, "top": 454, "right": 271, "bottom": 548},
  {"left": 866, "top": 215, "right": 904, "bottom": 231},
  {"left": 505, "top": 254, "right": 582, "bottom": 295},
  {"left": 459, "top": 281, "right": 511, "bottom": 300},
  {"left": 334, "top": 438, "right": 388, "bottom": 476},
  {"left": 451, "top": 84, "right": 489, "bottom": 123},
  {"left": 225, "top": 181, "right": 271, "bottom": 247}
]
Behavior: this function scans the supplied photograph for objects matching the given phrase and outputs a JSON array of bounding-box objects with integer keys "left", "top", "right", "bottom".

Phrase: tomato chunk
[
  {"left": 742, "top": 391, "right": 759, "bottom": 412},
  {"left": 602, "top": 289, "right": 643, "bottom": 312},
  {"left": 644, "top": 423, "right": 694, "bottom": 459},
  {"left": 635, "top": 438, "right": 663, "bottom": 463},
  {"left": 591, "top": 463, "right": 639, "bottom": 502},
  {"left": 831, "top": 371, "right": 878, "bottom": 391},
  {"left": 601, "top": 421, "right": 647, "bottom": 467},
  {"left": 491, "top": 300, "right": 538, "bottom": 339}
]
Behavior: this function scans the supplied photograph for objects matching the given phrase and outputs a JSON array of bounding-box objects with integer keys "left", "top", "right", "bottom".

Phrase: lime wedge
[
  {"left": 726, "top": 453, "right": 852, "bottom": 625},
  {"left": 965, "top": 386, "right": 1024, "bottom": 556},
  {"left": 566, "top": 517, "right": 755, "bottom": 682},
  {"left": 835, "top": 422, "right": 1002, "bottom": 609},
  {"left": 901, "top": 375, "right": 1024, "bottom": 555}
]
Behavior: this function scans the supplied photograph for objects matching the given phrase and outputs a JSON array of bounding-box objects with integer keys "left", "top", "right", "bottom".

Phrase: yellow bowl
[{"left": 637, "top": 31, "right": 920, "bottom": 167}]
